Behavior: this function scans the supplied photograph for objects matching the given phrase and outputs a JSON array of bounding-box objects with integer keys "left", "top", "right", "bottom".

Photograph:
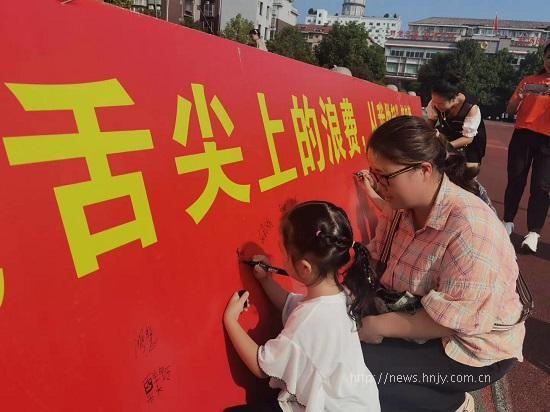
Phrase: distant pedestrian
[
  {"left": 503, "top": 42, "right": 550, "bottom": 253},
  {"left": 249, "top": 29, "right": 267, "bottom": 51}
]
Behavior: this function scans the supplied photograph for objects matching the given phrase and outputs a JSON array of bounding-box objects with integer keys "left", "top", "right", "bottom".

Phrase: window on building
[
  {"left": 259, "top": 2, "right": 263, "bottom": 16},
  {"left": 265, "top": 27, "right": 268, "bottom": 39},
  {"left": 266, "top": 6, "right": 270, "bottom": 18},
  {"left": 376, "top": 22, "right": 381, "bottom": 26},
  {"left": 387, "top": 63, "right": 398, "bottom": 73},
  {"left": 405, "top": 65, "right": 418, "bottom": 75},
  {"left": 258, "top": 24, "right": 261, "bottom": 33}
]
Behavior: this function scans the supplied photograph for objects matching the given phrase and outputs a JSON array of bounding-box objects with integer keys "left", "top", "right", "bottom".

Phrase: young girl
[{"left": 223, "top": 201, "right": 381, "bottom": 411}]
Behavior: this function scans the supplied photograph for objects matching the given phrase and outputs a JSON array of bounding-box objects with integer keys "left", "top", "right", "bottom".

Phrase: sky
[{"left": 294, "top": 0, "right": 550, "bottom": 29}]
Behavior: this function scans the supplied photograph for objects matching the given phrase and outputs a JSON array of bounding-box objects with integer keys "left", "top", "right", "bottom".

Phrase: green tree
[
  {"left": 104, "top": 0, "right": 132, "bottom": 8},
  {"left": 516, "top": 45, "right": 545, "bottom": 80},
  {"left": 221, "top": 14, "right": 254, "bottom": 45},
  {"left": 418, "top": 40, "right": 526, "bottom": 116},
  {"left": 267, "top": 26, "right": 317, "bottom": 64},
  {"left": 316, "top": 22, "right": 386, "bottom": 82},
  {"left": 182, "top": 16, "right": 205, "bottom": 32}
]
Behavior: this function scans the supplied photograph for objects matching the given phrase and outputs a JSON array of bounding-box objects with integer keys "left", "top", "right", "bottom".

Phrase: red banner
[{"left": 0, "top": 1, "right": 420, "bottom": 410}]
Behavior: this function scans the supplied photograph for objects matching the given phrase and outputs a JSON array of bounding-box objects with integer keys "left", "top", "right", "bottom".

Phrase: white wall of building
[
  {"left": 305, "top": 9, "right": 329, "bottom": 25},
  {"left": 220, "top": 0, "right": 274, "bottom": 40},
  {"left": 272, "top": 0, "right": 298, "bottom": 27}
]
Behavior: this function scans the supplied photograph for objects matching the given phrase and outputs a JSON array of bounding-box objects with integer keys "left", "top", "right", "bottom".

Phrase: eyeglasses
[{"left": 369, "top": 163, "right": 422, "bottom": 186}]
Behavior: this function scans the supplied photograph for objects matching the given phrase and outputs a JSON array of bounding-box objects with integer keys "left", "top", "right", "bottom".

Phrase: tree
[
  {"left": 316, "top": 22, "right": 386, "bottom": 82},
  {"left": 182, "top": 16, "right": 205, "bottom": 32},
  {"left": 221, "top": 14, "right": 254, "bottom": 45},
  {"left": 516, "top": 45, "right": 545, "bottom": 80},
  {"left": 104, "top": 0, "right": 132, "bottom": 8},
  {"left": 267, "top": 26, "right": 317, "bottom": 64},
  {"left": 417, "top": 39, "right": 527, "bottom": 116}
]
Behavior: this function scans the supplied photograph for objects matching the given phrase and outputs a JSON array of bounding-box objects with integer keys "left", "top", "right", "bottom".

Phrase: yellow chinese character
[
  {"left": 367, "top": 101, "right": 378, "bottom": 133},
  {"left": 2, "top": 80, "right": 157, "bottom": 278},
  {"left": 384, "top": 103, "right": 392, "bottom": 121},
  {"left": 319, "top": 97, "right": 347, "bottom": 164},
  {"left": 376, "top": 102, "right": 386, "bottom": 126},
  {"left": 173, "top": 83, "right": 250, "bottom": 223},
  {"left": 257, "top": 93, "right": 298, "bottom": 192},
  {"left": 406, "top": 105, "right": 412, "bottom": 115},
  {"left": 339, "top": 98, "right": 362, "bottom": 158},
  {"left": 390, "top": 104, "right": 399, "bottom": 119},
  {"left": 0, "top": 268, "right": 4, "bottom": 308},
  {"left": 290, "top": 95, "right": 325, "bottom": 176},
  {"left": 400, "top": 105, "right": 408, "bottom": 116}
]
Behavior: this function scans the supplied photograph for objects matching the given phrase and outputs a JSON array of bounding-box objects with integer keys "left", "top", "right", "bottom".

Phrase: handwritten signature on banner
[{"left": 2, "top": 79, "right": 412, "bottom": 279}]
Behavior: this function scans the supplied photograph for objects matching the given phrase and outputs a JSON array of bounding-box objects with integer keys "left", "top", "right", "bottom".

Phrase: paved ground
[{"left": 479, "top": 121, "right": 550, "bottom": 411}]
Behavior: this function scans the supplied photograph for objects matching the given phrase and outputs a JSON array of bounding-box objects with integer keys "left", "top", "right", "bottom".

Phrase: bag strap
[
  {"left": 376, "top": 210, "right": 403, "bottom": 280},
  {"left": 378, "top": 210, "right": 534, "bottom": 329},
  {"left": 493, "top": 271, "right": 534, "bottom": 330}
]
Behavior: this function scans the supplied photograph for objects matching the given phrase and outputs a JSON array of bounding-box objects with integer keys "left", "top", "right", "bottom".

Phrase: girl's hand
[
  {"left": 223, "top": 291, "right": 249, "bottom": 324},
  {"left": 360, "top": 315, "right": 384, "bottom": 344},
  {"left": 251, "top": 254, "right": 272, "bottom": 281}
]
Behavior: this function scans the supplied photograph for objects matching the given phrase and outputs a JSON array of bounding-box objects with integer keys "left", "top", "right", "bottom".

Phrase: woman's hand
[
  {"left": 223, "top": 291, "right": 249, "bottom": 324},
  {"left": 355, "top": 170, "right": 386, "bottom": 211},
  {"left": 356, "top": 170, "right": 382, "bottom": 197},
  {"left": 359, "top": 315, "right": 384, "bottom": 344},
  {"left": 251, "top": 254, "right": 272, "bottom": 281}
]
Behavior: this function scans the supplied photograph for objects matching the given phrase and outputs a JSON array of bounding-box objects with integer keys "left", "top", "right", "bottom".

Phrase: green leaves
[
  {"left": 221, "top": 14, "right": 254, "bottom": 45},
  {"left": 315, "top": 22, "right": 386, "bottom": 83},
  {"left": 267, "top": 27, "right": 317, "bottom": 64}
]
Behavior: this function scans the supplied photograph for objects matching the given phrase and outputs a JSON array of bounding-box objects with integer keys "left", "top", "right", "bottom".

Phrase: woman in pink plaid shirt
[{"left": 357, "top": 116, "right": 524, "bottom": 412}]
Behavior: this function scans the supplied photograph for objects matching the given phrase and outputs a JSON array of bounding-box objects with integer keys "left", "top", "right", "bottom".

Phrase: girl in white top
[{"left": 223, "top": 201, "right": 381, "bottom": 411}]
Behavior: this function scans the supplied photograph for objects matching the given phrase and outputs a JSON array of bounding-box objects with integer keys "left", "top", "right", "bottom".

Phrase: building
[
  {"left": 384, "top": 17, "right": 550, "bottom": 84},
  {"left": 304, "top": 1, "right": 401, "bottom": 47},
  {"left": 130, "top": 1, "right": 220, "bottom": 33},
  {"left": 271, "top": 1, "right": 299, "bottom": 39},
  {"left": 297, "top": 24, "right": 333, "bottom": 50},
  {"left": 409, "top": 17, "right": 550, "bottom": 45},
  {"left": 219, "top": 0, "right": 274, "bottom": 41}
]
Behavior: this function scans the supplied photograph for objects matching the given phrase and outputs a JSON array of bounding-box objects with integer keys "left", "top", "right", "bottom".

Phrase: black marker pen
[{"left": 241, "top": 260, "right": 289, "bottom": 276}]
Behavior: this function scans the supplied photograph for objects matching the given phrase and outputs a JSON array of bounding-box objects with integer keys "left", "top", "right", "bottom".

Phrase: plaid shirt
[{"left": 367, "top": 175, "right": 525, "bottom": 367}]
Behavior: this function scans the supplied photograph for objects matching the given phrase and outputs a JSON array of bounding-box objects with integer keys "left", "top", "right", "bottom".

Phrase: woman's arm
[
  {"left": 359, "top": 309, "right": 454, "bottom": 343},
  {"left": 507, "top": 80, "right": 527, "bottom": 114},
  {"left": 356, "top": 170, "right": 386, "bottom": 212},
  {"left": 451, "top": 105, "right": 479, "bottom": 149},
  {"left": 449, "top": 136, "right": 474, "bottom": 149}
]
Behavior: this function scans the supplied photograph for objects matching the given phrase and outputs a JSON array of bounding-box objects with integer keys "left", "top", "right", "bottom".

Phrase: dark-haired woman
[
  {"left": 356, "top": 116, "right": 524, "bottom": 412},
  {"left": 426, "top": 75, "right": 487, "bottom": 175},
  {"left": 503, "top": 42, "right": 550, "bottom": 253}
]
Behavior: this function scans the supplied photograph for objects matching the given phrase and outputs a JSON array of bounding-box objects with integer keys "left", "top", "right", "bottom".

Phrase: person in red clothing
[{"left": 503, "top": 42, "right": 550, "bottom": 253}]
